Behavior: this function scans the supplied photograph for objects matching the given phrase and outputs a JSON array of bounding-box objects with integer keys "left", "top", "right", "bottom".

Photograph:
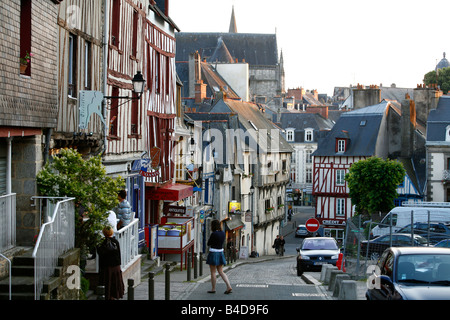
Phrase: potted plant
[{"left": 20, "top": 51, "right": 33, "bottom": 74}]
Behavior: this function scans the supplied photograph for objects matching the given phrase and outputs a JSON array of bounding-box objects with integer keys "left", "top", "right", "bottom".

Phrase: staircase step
[
  {"left": 12, "top": 251, "right": 34, "bottom": 267},
  {"left": 0, "top": 292, "right": 36, "bottom": 300},
  {"left": 0, "top": 276, "right": 34, "bottom": 293},
  {"left": 12, "top": 265, "right": 35, "bottom": 277}
]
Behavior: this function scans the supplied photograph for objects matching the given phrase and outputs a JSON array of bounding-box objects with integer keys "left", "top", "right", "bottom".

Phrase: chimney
[
  {"left": 353, "top": 85, "right": 381, "bottom": 110},
  {"left": 400, "top": 97, "right": 416, "bottom": 157},
  {"left": 195, "top": 80, "right": 207, "bottom": 104}
]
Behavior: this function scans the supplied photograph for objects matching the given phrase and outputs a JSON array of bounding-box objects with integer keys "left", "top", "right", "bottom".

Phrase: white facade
[{"left": 215, "top": 63, "right": 249, "bottom": 101}]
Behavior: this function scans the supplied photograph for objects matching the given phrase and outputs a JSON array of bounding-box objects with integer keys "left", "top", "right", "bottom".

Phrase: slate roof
[
  {"left": 186, "top": 98, "right": 293, "bottom": 160},
  {"left": 427, "top": 96, "right": 450, "bottom": 142},
  {"left": 313, "top": 101, "right": 389, "bottom": 157},
  {"left": 273, "top": 113, "right": 334, "bottom": 143},
  {"left": 175, "top": 32, "right": 279, "bottom": 66}
]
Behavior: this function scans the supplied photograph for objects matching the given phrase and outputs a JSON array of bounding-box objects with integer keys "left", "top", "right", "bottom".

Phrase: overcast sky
[{"left": 170, "top": 0, "right": 449, "bottom": 96}]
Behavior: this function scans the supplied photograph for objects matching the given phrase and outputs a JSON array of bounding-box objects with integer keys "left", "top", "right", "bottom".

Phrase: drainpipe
[
  {"left": 102, "top": 0, "right": 109, "bottom": 155},
  {"left": 44, "top": 128, "right": 52, "bottom": 165},
  {"left": 6, "top": 137, "right": 12, "bottom": 194}
]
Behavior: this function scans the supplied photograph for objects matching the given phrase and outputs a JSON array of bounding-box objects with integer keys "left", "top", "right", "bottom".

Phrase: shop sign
[
  {"left": 229, "top": 201, "right": 241, "bottom": 213},
  {"left": 321, "top": 219, "right": 346, "bottom": 226},
  {"left": 139, "top": 147, "right": 160, "bottom": 177},
  {"left": 164, "top": 205, "right": 186, "bottom": 215}
]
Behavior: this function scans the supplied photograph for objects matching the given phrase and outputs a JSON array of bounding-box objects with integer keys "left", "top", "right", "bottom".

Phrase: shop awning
[
  {"left": 146, "top": 183, "right": 193, "bottom": 201},
  {"left": 225, "top": 218, "right": 245, "bottom": 231}
]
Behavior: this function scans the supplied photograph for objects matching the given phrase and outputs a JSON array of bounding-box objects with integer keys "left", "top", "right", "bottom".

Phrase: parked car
[
  {"left": 370, "top": 205, "right": 450, "bottom": 238},
  {"left": 295, "top": 224, "right": 312, "bottom": 238},
  {"left": 435, "top": 239, "right": 450, "bottom": 248},
  {"left": 361, "top": 233, "right": 429, "bottom": 261},
  {"left": 366, "top": 247, "right": 450, "bottom": 300},
  {"left": 296, "top": 237, "right": 340, "bottom": 276},
  {"left": 397, "top": 221, "right": 450, "bottom": 245}
]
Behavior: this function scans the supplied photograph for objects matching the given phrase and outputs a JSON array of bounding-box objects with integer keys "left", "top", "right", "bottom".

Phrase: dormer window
[
  {"left": 336, "top": 139, "right": 347, "bottom": 153},
  {"left": 305, "top": 128, "right": 313, "bottom": 142},
  {"left": 286, "top": 129, "right": 294, "bottom": 142},
  {"left": 446, "top": 125, "right": 450, "bottom": 142}
]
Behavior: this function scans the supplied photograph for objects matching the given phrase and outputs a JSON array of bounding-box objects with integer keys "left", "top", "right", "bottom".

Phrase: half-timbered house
[
  {"left": 53, "top": 1, "right": 104, "bottom": 155},
  {"left": 312, "top": 99, "right": 426, "bottom": 242}
]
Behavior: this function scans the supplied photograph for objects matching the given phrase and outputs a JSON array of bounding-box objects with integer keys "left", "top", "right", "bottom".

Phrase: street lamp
[
  {"left": 104, "top": 71, "right": 146, "bottom": 100},
  {"left": 131, "top": 71, "right": 146, "bottom": 98}
]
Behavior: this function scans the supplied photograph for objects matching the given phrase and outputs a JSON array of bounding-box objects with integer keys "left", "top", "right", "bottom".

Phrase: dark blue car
[{"left": 366, "top": 247, "right": 450, "bottom": 300}]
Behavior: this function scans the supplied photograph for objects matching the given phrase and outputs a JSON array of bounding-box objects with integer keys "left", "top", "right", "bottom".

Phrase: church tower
[{"left": 229, "top": 5, "right": 237, "bottom": 33}]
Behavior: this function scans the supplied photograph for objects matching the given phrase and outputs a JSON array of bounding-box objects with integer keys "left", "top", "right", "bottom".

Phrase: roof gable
[{"left": 313, "top": 102, "right": 389, "bottom": 157}]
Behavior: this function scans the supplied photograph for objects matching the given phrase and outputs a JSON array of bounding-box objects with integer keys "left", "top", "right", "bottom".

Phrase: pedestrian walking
[
  {"left": 206, "top": 220, "right": 233, "bottom": 294},
  {"left": 279, "top": 235, "right": 285, "bottom": 256},
  {"left": 273, "top": 235, "right": 281, "bottom": 255},
  {"left": 97, "top": 226, "right": 125, "bottom": 300}
]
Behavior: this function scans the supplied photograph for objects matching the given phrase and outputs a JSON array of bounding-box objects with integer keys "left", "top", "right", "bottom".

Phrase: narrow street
[
  {"left": 184, "top": 207, "right": 331, "bottom": 300},
  {"left": 185, "top": 257, "right": 331, "bottom": 300}
]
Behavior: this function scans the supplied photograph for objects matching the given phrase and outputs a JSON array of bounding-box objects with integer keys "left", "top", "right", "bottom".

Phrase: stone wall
[{"left": 11, "top": 135, "right": 44, "bottom": 246}]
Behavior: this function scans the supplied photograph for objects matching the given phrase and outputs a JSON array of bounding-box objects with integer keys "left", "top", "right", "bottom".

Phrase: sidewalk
[
  {"left": 91, "top": 206, "right": 367, "bottom": 300},
  {"left": 129, "top": 215, "right": 300, "bottom": 300}
]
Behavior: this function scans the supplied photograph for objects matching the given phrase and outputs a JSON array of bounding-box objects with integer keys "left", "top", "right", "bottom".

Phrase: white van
[{"left": 370, "top": 203, "right": 450, "bottom": 238}]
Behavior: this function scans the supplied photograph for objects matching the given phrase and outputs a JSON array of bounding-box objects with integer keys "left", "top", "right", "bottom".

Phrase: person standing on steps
[
  {"left": 97, "top": 226, "right": 125, "bottom": 300},
  {"left": 206, "top": 219, "right": 233, "bottom": 294}
]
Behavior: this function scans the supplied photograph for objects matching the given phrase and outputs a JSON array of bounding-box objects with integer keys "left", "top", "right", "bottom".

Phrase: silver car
[{"left": 295, "top": 224, "right": 312, "bottom": 238}]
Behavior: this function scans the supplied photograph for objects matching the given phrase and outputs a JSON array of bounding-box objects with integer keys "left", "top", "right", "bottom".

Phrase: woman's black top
[
  {"left": 97, "top": 237, "right": 122, "bottom": 268},
  {"left": 207, "top": 230, "right": 226, "bottom": 249}
]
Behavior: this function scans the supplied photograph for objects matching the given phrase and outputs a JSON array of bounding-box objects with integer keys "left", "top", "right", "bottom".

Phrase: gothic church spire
[{"left": 229, "top": 5, "right": 237, "bottom": 33}]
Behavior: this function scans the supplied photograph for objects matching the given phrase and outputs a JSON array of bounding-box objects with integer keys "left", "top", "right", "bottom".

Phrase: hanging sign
[
  {"left": 78, "top": 91, "right": 106, "bottom": 129},
  {"left": 139, "top": 147, "right": 161, "bottom": 177}
]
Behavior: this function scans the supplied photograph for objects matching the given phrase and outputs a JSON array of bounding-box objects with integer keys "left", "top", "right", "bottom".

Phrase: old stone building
[
  {"left": 175, "top": 6, "right": 285, "bottom": 110},
  {"left": 0, "top": 0, "right": 60, "bottom": 245}
]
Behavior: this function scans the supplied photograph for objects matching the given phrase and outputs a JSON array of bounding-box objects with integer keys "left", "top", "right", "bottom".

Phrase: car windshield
[
  {"left": 396, "top": 254, "right": 450, "bottom": 285},
  {"left": 302, "top": 239, "right": 338, "bottom": 250}
]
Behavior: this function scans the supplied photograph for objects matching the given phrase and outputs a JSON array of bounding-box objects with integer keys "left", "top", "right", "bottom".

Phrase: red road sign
[{"left": 305, "top": 218, "right": 320, "bottom": 233}]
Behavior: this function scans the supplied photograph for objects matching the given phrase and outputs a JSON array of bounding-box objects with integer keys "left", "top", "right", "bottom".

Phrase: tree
[
  {"left": 423, "top": 67, "right": 450, "bottom": 94},
  {"left": 36, "top": 148, "right": 124, "bottom": 257},
  {"left": 345, "top": 157, "right": 405, "bottom": 216}
]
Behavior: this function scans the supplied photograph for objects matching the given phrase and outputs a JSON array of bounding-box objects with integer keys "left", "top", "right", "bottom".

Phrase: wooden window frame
[
  {"left": 84, "top": 41, "right": 92, "bottom": 90},
  {"left": 68, "top": 33, "right": 78, "bottom": 98},
  {"left": 20, "top": 0, "right": 32, "bottom": 76}
]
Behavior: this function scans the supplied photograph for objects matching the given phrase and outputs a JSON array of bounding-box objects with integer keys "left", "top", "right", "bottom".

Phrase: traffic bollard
[
  {"left": 148, "top": 272, "right": 155, "bottom": 300},
  {"left": 127, "top": 278, "right": 134, "bottom": 300},
  {"left": 165, "top": 263, "right": 171, "bottom": 300},
  {"left": 187, "top": 252, "right": 191, "bottom": 282},
  {"left": 96, "top": 285, "right": 105, "bottom": 300},
  {"left": 194, "top": 252, "right": 198, "bottom": 279},
  {"left": 199, "top": 252, "right": 203, "bottom": 277}
]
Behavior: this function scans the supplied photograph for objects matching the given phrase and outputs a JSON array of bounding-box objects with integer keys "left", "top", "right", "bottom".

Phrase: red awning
[{"left": 146, "top": 183, "right": 193, "bottom": 201}]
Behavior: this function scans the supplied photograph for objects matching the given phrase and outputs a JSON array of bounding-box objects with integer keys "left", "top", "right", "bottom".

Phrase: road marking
[
  {"left": 236, "top": 284, "right": 269, "bottom": 288},
  {"left": 292, "top": 293, "right": 327, "bottom": 297}
]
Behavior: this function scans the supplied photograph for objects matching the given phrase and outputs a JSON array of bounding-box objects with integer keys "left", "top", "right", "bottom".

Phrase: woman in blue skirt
[{"left": 206, "top": 219, "right": 232, "bottom": 294}]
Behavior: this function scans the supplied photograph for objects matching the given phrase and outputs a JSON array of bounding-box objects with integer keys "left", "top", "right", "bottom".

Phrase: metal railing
[
  {"left": 342, "top": 211, "right": 450, "bottom": 280},
  {"left": 115, "top": 218, "right": 139, "bottom": 269},
  {"left": 0, "top": 253, "right": 11, "bottom": 300},
  {"left": 31, "top": 197, "right": 75, "bottom": 300},
  {"left": 0, "top": 193, "right": 16, "bottom": 252}
]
